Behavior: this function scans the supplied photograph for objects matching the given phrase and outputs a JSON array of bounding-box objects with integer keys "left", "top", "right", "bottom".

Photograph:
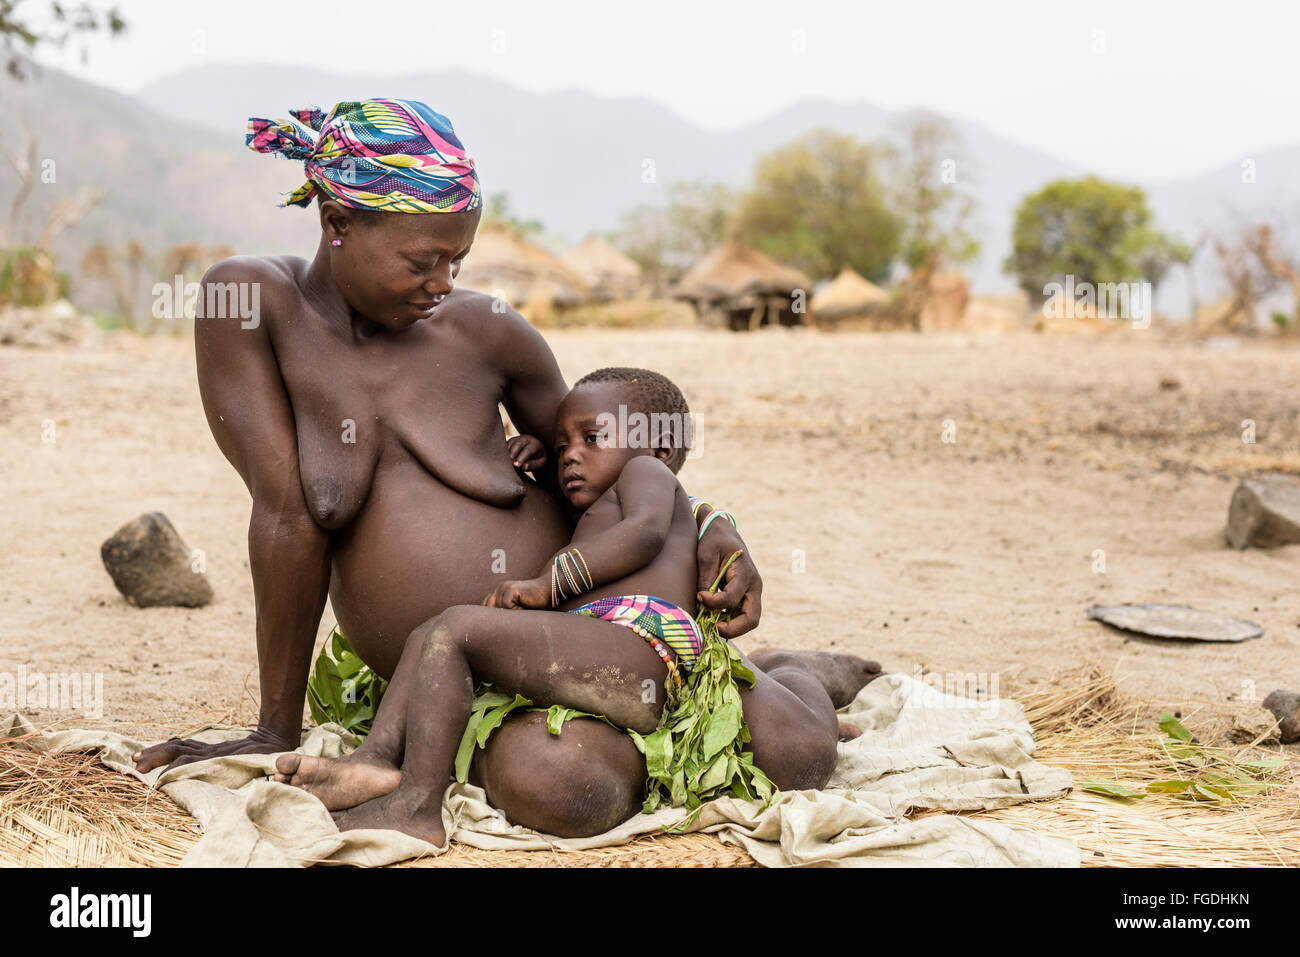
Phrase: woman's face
[{"left": 321, "top": 201, "right": 482, "bottom": 329}]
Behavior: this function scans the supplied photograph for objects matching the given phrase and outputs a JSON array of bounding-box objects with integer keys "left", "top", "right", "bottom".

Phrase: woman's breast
[{"left": 328, "top": 453, "right": 570, "bottom": 677}]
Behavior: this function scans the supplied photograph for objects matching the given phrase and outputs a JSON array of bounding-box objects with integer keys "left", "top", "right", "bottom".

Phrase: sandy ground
[{"left": 3, "top": 327, "right": 1300, "bottom": 744}]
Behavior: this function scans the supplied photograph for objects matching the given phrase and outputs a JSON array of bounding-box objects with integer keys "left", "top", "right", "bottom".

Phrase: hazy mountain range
[{"left": 4, "top": 61, "right": 1300, "bottom": 316}]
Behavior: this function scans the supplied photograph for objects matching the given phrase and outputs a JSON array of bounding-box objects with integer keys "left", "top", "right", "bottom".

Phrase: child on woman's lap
[{"left": 275, "top": 368, "right": 877, "bottom": 844}]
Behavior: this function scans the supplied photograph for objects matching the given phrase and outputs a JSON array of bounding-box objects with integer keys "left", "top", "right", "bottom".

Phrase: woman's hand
[
  {"left": 484, "top": 576, "right": 552, "bottom": 610},
  {"left": 506, "top": 434, "right": 547, "bottom": 473},
  {"left": 696, "top": 521, "right": 763, "bottom": 639},
  {"left": 133, "top": 725, "right": 300, "bottom": 774}
]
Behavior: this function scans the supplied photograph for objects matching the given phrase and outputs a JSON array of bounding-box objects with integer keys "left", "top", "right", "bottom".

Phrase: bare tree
[
  {"left": 1, "top": 1, "right": 126, "bottom": 80},
  {"left": 1244, "top": 222, "right": 1300, "bottom": 326},
  {"left": 0, "top": 128, "right": 38, "bottom": 243},
  {"left": 37, "top": 183, "right": 102, "bottom": 251},
  {"left": 1210, "top": 228, "right": 1278, "bottom": 332}
]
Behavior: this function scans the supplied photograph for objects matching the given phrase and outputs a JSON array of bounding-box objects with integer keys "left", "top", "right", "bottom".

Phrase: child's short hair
[{"left": 574, "top": 367, "right": 692, "bottom": 473}]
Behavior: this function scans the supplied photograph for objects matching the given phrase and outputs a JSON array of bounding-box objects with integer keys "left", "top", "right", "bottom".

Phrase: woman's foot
[
  {"left": 331, "top": 788, "right": 447, "bottom": 847},
  {"left": 274, "top": 752, "right": 402, "bottom": 811},
  {"left": 750, "top": 649, "right": 885, "bottom": 708}
]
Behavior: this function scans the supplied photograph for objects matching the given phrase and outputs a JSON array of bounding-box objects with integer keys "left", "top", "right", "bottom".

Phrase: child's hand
[
  {"left": 506, "top": 434, "right": 547, "bottom": 473},
  {"left": 484, "top": 576, "right": 551, "bottom": 610}
]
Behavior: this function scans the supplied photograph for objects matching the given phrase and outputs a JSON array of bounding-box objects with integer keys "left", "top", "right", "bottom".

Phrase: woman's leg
[
  {"left": 749, "top": 649, "right": 885, "bottom": 708},
  {"left": 732, "top": 652, "right": 843, "bottom": 792},
  {"left": 473, "top": 711, "right": 648, "bottom": 837},
  {"left": 329, "top": 604, "right": 667, "bottom": 844}
]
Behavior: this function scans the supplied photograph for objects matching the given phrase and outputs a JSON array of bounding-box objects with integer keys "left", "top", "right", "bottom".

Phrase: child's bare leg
[
  {"left": 332, "top": 604, "right": 667, "bottom": 844},
  {"left": 737, "top": 652, "right": 841, "bottom": 791},
  {"left": 274, "top": 623, "right": 428, "bottom": 809}
]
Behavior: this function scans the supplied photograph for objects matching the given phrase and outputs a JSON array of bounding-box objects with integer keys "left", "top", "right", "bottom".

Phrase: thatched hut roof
[
  {"left": 457, "top": 223, "right": 589, "bottom": 308},
  {"left": 809, "top": 267, "right": 890, "bottom": 319},
  {"left": 563, "top": 236, "right": 642, "bottom": 300},
  {"left": 671, "top": 239, "right": 811, "bottom": 303}
]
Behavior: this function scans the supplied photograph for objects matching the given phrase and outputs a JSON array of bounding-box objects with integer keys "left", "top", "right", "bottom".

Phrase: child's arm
[
  {"left": 485, "top": 455, "right": 679, "bottom": 609},
  {"left": 506, "top": 433, "right": 547, "bottom": 474}
]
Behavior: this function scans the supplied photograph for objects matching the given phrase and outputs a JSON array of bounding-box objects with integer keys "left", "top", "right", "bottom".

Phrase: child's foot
[
  {"left": 274, "top": 752, "right": 402, "bottom": 811},
  {"left": 331, "top": 789, "right": 447, "bottom": 847},
  {"left": 838, "top": 721, "right": 864, "bottom": 742},
  {"left": 750, "top": 649, "right": 885, "bottom": 708}
]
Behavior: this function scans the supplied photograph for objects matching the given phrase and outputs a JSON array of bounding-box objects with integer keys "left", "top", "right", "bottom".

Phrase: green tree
[
  {"left": 1117, "top": 226, "right": 1192, "bottom": 300},
  {"left": 1004, "top": 176, "right": 1155, "bottom": 302},
  {"left": 735, "top": 129, "right": 900, "bottom": 282},
  {"left": 885, "top": 112, "right": 979, "bottom": 271},
  {"left": 1, "top": 1, "right": 126, "bottom": 79}
]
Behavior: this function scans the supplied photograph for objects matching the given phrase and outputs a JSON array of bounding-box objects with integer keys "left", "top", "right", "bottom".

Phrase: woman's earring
[{"left": 331, "top": 239, "right": 342, "bottom": 247}]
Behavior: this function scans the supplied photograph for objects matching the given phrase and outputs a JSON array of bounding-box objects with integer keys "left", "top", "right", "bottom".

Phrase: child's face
[{"left": 554, "top": 382, "right": 657, "bottom": 510}]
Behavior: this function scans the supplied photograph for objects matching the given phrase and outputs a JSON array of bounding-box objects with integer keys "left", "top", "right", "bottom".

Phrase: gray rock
[
  {"left": 100, "top": 512, "right": 214, "bottom": 608},
  {"left": 1227, "top": 474, "right": 1300, "bottom": 549},
  {"left": 1087, "top": 604, "right": 1263, "bottom": 642},
  {"left": 1228, "top": 707, "right": 1281, "bottom": 745},
  {"left": 0, "top": 300, "right": 99, "bottom": 348},
  {"left": 1262, "top": 689, "right": 1300, "bottom": 744}
]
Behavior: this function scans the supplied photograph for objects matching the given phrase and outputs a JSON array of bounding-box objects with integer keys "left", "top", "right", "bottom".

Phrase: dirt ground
[{"left": 3, "top": 327, "right": 1299, "bottom": 744}]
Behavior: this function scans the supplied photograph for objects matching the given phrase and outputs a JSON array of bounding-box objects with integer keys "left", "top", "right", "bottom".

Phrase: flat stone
[
  {"left": 1086, "top": 604, "right": 1263, "bottom": 643},
  {"left": 1227, "top": 474, "right": 1300, "bottom": 549},
  {"left": 100, "top": 512, "right": 214, "bottom": 608},
  {"left": 1228, "top": 707, "right": 1281, "bottom": 745},
  {"left": 1262, "top": 689, "right": 1300, "bottom": 744}
]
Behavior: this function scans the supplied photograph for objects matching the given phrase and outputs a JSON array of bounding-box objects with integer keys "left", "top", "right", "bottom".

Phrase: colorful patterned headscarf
[{"left": 246, "top": 99, "right": 481, "bottom": 213}]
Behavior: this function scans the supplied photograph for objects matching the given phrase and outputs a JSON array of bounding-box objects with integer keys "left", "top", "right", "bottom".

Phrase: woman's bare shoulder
[
  {"left": 443, "top": 288, "right": 554, "bottom": 359},
  {"left": 202, "top": 254, "right": 304, "bottom": 291}
]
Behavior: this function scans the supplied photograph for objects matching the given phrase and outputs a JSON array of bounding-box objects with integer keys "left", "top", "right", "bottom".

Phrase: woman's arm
[
  {"left": 691, "top": 498, "right": 763, "bottom": 639},
  {"left": 134, "top": 259, "right": 331, "bottom": 772},
  {"left": 489, "top": 302, "right": 569, "bottom": 495}
]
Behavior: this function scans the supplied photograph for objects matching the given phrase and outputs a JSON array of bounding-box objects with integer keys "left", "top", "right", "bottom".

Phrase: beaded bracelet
[
  {"left": 550, "top": 547, "right": 593, "bottom": 608},
  {"left": 697, "top": 508, "right": 738, "bottom": 541}
]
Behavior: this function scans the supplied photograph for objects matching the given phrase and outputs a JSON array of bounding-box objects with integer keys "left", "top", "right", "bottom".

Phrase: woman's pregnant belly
[{"left": 329, "top": 456, "right": 571, "bottom": 678}]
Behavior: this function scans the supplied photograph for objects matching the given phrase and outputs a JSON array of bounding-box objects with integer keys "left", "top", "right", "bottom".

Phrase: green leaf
[
  {"left": 454, "top": 711, "right": 485, "bottom": 783},
  {"left": 701, "top": 699, "right": 742, "bottom": 760},
  {"left": 1081, "top": 779, "right": 1147, "bottom": 800},
  {"left": 643, "top": 729, "right": 671, "bottom": 778},
  {"left": 1145, "top": 779, "right": 1193, "bottom": 793},
  {"left": 1238, "top": 759, "right": 1286, "bottom": 771},
  {"left": 477, "top": 694, "right": 532, "bottom": 747},
  {"left": 1158, "top": 712, "right": 1193, "bottom": 742},
  {"left": 546, "top": 705, "right": 568, "bottom": 735},
  {"left": 699, "top": 754, "right": 728, "bottom": 791},
  {"left": 306, "top": 627, "right": 390, "bottom": 738},
  {"left": 1194, "top": 782, "right": 1233, "bottom": 802}
]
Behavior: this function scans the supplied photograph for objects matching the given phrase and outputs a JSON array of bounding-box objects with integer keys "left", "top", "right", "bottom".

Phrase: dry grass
[
  {"left": 982, "top": 669, "right": 1300, "bottom": 867},
  {"left": 396, "top": 831, "right": 757, "bottom": 868},
  {"left": 0, "top": 731, "right": 197, "bottom": 867},
  {"left": 2, "top": 669, "right": 1296, "bottom": 867}
]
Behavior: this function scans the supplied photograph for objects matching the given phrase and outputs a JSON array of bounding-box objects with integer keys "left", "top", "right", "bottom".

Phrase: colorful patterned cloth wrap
[
  {"left": 245, "top": 99, "right": 481, "bottom": 213},
  {"left": 570, "top": 595, "right": 705, "bottom": 681}
]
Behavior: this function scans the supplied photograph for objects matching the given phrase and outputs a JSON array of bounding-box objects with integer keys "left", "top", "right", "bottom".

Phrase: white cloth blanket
[{"left": 3, "top": 673, "right": 1079, "bottom": 867}]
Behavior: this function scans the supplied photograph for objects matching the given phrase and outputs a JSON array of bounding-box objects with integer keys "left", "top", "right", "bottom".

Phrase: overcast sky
[{"left": 34, "top": 0, "right": 1300, "bottom": 182}]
